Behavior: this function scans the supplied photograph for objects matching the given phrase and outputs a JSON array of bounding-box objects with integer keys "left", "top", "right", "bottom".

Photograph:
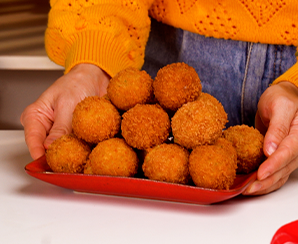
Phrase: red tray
[{"left": 25, "top": 155, "right": 257, "bottom": 205}]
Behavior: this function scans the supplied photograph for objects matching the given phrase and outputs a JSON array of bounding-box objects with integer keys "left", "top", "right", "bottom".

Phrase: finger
[
  {"left": 243, "top": 175, "right": 289, "bottom": 196},
  {"left": 24, "top": 125, "right": 47, "bottom": 160},
  {"left": 20, "top": 107, "right": 52, "bottom": 160},
  {"left": 243, "top": 157, "right": 298, "bottom": 195},
  {"left": 258, "top": 123, "right": 298, "bottom": 180},
  {"left": 44, "top": 102, "right": 74, "bottom": 149},
  {"left": 262, "top": 99, "right": 296, "bottom": 157}
]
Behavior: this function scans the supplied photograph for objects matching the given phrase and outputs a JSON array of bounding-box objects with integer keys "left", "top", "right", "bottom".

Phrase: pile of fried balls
[{"left": 46, "top": 63, "right": 265, "bottom": 190}]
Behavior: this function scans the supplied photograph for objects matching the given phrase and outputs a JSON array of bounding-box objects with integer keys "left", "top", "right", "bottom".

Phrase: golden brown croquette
[
  {"left": 84, "top": 138, "right": 139, "bottom": 177},
  {"left": 223, "top": 124, "right": 265, "bottom": 173},
  {"left": 107, "top": 67, "right": 154, "bottom": 111},
  {"left": 153, "top": 62, "right": 202, "bottom": 111},
  {"left": 189, "top": 139, "right": 237, "bottom": 190},
  {"left": 171, "top": 93, "right": 228, "bottom": 149},
  {"left": 46, "top": 134, "right": 91, "bottom": 173},
  {"left": 121, "top": 104, "right": 171, "bottom": 150},
  {"left": 72, "top": 96, "right": 121, "bottom": 144},
  {"left": 142, "top": 143, "right": 190, "bottom": 184}
]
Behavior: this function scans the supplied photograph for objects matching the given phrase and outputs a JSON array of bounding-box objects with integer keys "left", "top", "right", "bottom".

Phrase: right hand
[
  {"left": 243, "top": 81, "right": 298, "bottom": 195},
  {"left": 20, "top": 63, "right": 110, "bottom": 160}
]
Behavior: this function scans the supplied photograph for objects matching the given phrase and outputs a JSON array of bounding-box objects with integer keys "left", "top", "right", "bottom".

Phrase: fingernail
[
  {"left": 267, "top": 142, "right": 277, "bottom": 156},
  {"left": 246, "top": 182, "right": 262, "bottom": 194},
  {"left": 260, "top": 172, "right": 270, "bottom": 181}
]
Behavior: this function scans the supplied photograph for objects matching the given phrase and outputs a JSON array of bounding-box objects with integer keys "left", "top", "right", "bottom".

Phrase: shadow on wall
[{"left": 0, "top": 0, "right": 50, "bottom": 15}]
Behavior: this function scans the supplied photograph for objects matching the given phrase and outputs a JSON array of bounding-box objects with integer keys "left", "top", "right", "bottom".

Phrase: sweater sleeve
[
  {"left": 45, "top": 0, "right": 153, "bottom": 77},
  {"left": 272, "top": 49, "right": 298, "bottom": 87}
]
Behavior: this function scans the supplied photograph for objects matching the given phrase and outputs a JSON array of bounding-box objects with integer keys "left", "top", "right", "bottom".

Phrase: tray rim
[{"left": 25, "top": 155, "right": 257, "bottom": 205}]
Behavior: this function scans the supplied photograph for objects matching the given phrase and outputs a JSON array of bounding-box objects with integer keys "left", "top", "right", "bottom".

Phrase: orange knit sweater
[{"left": 46, "top": 0, "right": 298, "bottom": 86}]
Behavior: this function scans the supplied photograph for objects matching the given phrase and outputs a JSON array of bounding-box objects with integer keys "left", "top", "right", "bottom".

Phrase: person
[{"left": 21, "top": 0, "right": 298, "bottom": 196}]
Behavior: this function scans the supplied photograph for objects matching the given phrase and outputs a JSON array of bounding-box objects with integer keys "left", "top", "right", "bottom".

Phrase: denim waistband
[{"left": 143, "top": 19, "right": 297, "bottom": 127}]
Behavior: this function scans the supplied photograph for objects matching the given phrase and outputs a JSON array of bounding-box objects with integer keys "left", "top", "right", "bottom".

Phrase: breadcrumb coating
[
  {"left": 153, "top": 62, "right": 202, "bottom": 111},
  {"left": 72, "top": 96, "right": 121, "bottom": 144},
  {"left": 142, "top": 143, "right": 190, "bottom": 184},
  {"left": 84, "top": 138, "right": 138, "bottom": 177},
  {"left": 171, "top": 93, "right": 227, "bottom": 149},
  {"left": 215, "top": 138, "right": 238, "bottom": 164},
  {"left": 107, "top": 67, "right": 154, "bottom": 111},
  {"left": 189, "top": 138, "right": 237, "bottom": 190},
  {"left": 46, "top": 134, "right": 91, "bottom": 173},
  {"left": 223, "top": 124, "right": 265, "bottom": 173},
  {"left": 121, "top": 104, "right": 170, "bottom": 150}
]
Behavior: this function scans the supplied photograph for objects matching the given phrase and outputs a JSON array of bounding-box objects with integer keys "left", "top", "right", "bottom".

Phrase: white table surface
[{"left": 1, "top": 130, "right": 297, "bottom": 244}]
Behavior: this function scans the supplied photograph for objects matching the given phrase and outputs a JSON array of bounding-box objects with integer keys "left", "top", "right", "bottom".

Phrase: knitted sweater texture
[{"left": 46, "top": 0, "right": 298, "bottom": 85}]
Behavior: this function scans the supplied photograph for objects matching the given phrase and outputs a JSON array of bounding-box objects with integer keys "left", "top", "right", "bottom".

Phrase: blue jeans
[{"left": 143, "top": 19, "right": 297, "bottom": 127}]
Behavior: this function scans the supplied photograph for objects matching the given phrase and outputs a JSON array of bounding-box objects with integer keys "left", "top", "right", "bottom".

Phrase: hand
[
  {"left": 20, "top": 63, "right": 110, "bottom": 160},
  {"left": 243, "top": 81, "right": 298, "bottom": 195}
]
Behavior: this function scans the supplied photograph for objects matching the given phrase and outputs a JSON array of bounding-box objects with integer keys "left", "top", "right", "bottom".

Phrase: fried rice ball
[
  {"left": 107, "top": 67, "right": 154, "bottom": 111},
  {"left": 121, "top": 104, "right": 171, "bottom": 150},
  {"left": 153, "top": 62, "right": 202, "bottom": 111},
  {"left": 189, "top": 138, "right": 237, "bottom": 190},
  {"left": 46, "top": 134, "right": 91, "bottom": 173},
  {"left": 142, "top": 143, "right": 190, "bottom": 184},
  {"left": 72, "top": 96, "right": 121, "bottom": 144},
  {"left": 84, "top": 138, "right": 138, "bottom": 177},
  {"left": 171, "top": 93, "right": 228, "bottom": 149},
  {"left": 223, "top": 124, "right": 265, "bottom": 174}
]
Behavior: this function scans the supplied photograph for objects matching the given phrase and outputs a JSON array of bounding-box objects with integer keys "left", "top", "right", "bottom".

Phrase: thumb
[{"left": 44, "top": 105, "right": 73, "bottom": 149}]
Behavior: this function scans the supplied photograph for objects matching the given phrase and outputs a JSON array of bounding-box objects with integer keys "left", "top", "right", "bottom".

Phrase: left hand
[
  {"left": 20, "top": 64, "right": 110, "bottom": 160},
  {"left": 243, "top": 81, "right": 298, "bottom": 195}
]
